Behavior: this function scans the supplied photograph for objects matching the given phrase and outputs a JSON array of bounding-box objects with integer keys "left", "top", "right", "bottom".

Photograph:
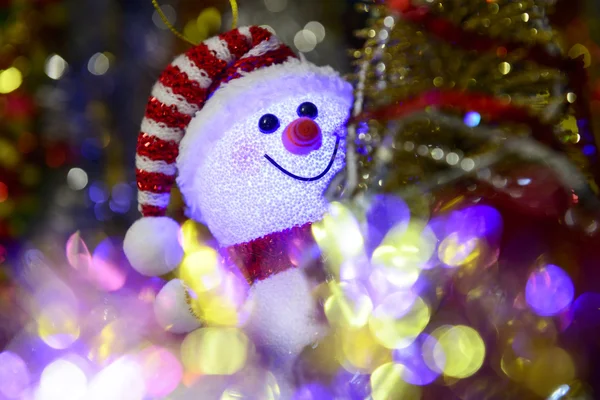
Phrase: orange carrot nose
[{"left": 282, "top": 117, "right": 322, "bottom": 155}]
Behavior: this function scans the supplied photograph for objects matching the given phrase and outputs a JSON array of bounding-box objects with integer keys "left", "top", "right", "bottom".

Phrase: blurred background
[
  {"left": 2, "top": 0, "right": 600, "bottom": 398},
  {"left": 0, "top": 0, "right": 363, "bottom": 266}
]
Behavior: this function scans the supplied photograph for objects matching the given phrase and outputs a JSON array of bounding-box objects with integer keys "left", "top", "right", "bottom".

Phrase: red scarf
[{"left": 221, "top": 223, "right": 320, "bottom": 284}]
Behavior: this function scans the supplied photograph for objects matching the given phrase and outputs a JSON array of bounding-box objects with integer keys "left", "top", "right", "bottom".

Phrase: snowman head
[
  {"left": 125, "top": 26, "right": 352, "bottom": 275},
  {"left": 178, "top": 59, "right": 352, "bottom": 246}
]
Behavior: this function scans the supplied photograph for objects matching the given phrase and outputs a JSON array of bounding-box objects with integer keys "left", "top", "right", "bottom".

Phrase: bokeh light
[
  {"left": 304, "top": 21, "right": 326, "bottom": 43},
  {"left": 392, "top": 334, "right": 443, "bottom": 385},
  {"left": 181, "top": 328, "right": 249, "bottom": 375},
  {"left": 370, "top": 363, "right": 422, "bottom": 400},
  {"left": 324, "top": 280, "right": 373, "bottom": 329},
  {"left": 66, "top": 231, "right": 93, "bottom": 271},
  {"left": 89, "top": 318, "right": 144, "bottom": 364},
  {"left": 547, "top": 384, "right": 571, "bottom": 400},
  {"left": 437, "top": 233, "right": 482, "bottom": 267},
  {"left": 312, "top": 202, "right": 364, "bottom": 276},
  {"left": 369, "top": 292, "right": 430, "bottom": 349},
  {"left": 152, "top": 4, "right": 176, "bottom": 29},
  {"left": 372, "top": 220, "right": 436, "bottom": 284},
  {"left": 179, "top": 246, "right": 223, "bottom": 293},
  {"left": 44, "top": 54, "right": 68, "bottom": 79},
  {"left": 66, "top": 168, "right": 88, "bottom": 191},
  {"left": 88, "top": 181, "right": 108, "bottom": 203},
  {"left": 371, "top": 245, "right": 421, "bottom": 287},
  {"left": 365, "top": 194, "right": 410, "bottom": 254},
  {"left": 525, "top": 347, "right": 575, "bottom": 397},
  {"left": 179, "top": 219, "right": 204, "bottom": 254},
  {"left": 431, "top": 205, "right": 502, "bottom": 270},
  {"left": 464, "top": 111, "right": 481, "bottom": 127},
  {"left": 0, "top": 67, "right": 23, "bottom": 94},
  {"left": 294, "top": 29, "right": 318, "bottom": 53},
  {"left": 87, "top": 357, "right": 145, "bottom": 400},
  {"left": 339, "top": 326, "right": 391, "bottom": 373},
  {"left": 568, "top": 43, "right": 591, "bottom": 68},
  {"left": 432, "top": 325, "right": 485, "bottom": 379},
  {"left": 221, "top": 368, "right": 280, "bottom": 400},
  {"left": 36, "top": 302, "right": 80, "bottom": 350},
  {"left": 292, "top": 383, "right": 332, "bottom": 400},
  {"left": 36, "top": 359, "right": 87, "bottom": 400},
  {"left": 190, "top": 269, "right": 250, "bottom": 327},
  {"left": 137, "top": 346, "right": 182, "bottom": 398},
  {"left": 0, "top": 351, "right": 30, "bottom": 399},
  {"left": 197, "top": 7, "right": 221, "bottom": 34},
  {"left": 526, "top": 264, "right": 574, "bottom": 316},
  {"left": 90, "top": 238, "right": 127, "bottom": 292},
  {"left": 88, "top": 53, "right": 110, "bottom": 76}
]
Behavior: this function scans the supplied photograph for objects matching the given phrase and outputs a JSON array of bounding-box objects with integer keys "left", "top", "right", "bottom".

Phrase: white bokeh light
[
  {"left": 294, "top": 30, "right": 317, "bottom": 53},
  {"left": 44, "top": 54, "right": 68, "bottom": 80},
  {"left": 88, "top": 53, "right": 110, "bottom": 76},
  {"left": 87, "top": 357, "right": 145, "bottom": 400},
  {"left": 305, "top": 21, "right": 325, "bottom": 43},
  {"left": 36, "top": 359, "right": 87, "bottom": 400},
  {"left": 151, "top": 4, "right": 176, "bottom": 29},
  {"left": 67, "top": 168, "right": 88, "bottom": 191}
]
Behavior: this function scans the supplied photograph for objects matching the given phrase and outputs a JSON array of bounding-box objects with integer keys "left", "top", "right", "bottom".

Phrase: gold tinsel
[{"left": 337, "top": 0, "right": 596, "bottom": 207}]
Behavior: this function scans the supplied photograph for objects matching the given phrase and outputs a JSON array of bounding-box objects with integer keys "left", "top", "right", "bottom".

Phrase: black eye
[
  {"left": 297, "top": 102, "right": 318, "bottom": 119},
  {"left": 258, "top": 114, "right": 280, "bottom": 134}
]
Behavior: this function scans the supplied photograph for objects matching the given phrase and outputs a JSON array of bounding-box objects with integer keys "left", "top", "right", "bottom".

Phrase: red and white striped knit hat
[{"left": 123, "top": 26, "right": 330, "bottom": 276}]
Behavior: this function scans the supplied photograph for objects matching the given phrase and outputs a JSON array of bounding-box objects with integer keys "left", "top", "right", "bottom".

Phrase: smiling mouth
[{"left": 264, "top": 136, "right": 341, "bottom": 182}]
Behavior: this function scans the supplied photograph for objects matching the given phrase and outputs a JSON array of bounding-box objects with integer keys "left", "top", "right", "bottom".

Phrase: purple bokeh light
[
  {"left": 464, "top": 111, "right": 481, "bottom": 127},
  {"left": 428, "top": 205, "right": 502, "bottom": 268},
  {"left": 90, "top": 237, "right": 128, "bottom": 292},
  {"left": 525, "top": 264, "right": 574, "bottom": 316},
  {"left": 331, "top": 370, "right": 371, "bottom": 400},
  {"left": 365, "top": 194, "right": 410, "bottom": 254},
  {"left": 569, "top": 292, "right": 600, "bottom": 339},
  {"left": 392, "top": 333, "right": 443, "bottom": 385},
  {"left": 0, "top": 351, "right": 30, "bottom": 399},
  {"left": 293, "top": 383, "right": 334, "bottom": 400},
  {"left": 137, "top": 346, "right": 182, "bottom": 398}
]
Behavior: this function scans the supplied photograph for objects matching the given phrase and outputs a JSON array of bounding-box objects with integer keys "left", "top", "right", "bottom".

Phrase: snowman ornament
[{"left": 124, "top": 26, "right": 352, "bottom": 391}]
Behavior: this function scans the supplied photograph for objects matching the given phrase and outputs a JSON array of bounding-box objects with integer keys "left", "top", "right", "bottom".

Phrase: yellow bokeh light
[
  {"left": 190, "top": 291, "right": 242, "bottom": 327},
  {"left": 371, "top": 245, "right": 421, "bottom": 288},
  {"left": 438, "top": 233, "right": 482, "bottom": 267},
  {"left": 184, "top": 20, "right": 208, "bottom": 44},
  {"left": 180, "top": 219, "right": 204, "bottom": 254},
  {"left": 37, "top": 303, "right": 80, "bottom": 350},
  {"left": 373, "top": 220, "right": 436, "bottom": 285},
  {"left": 369, "top": 293, "right": 430, "bottom": 349},
  {"left": 312, "top": 202, "right": 364, "bottom": 276},
  {"left": 197, "top": 7, "right": 222, "bottom": 35},
  {"left": 181, "top": 327, "right": 249, "bottom": 375},
  {"left": 340, "top": 326, "right": 391, "bottom": 373},
  {"left": 88, "top": 318, "right": 134, "bottom": 364},
  {"left": 0, "top": 67, "right": 23, "bottom": 94},
  {"left": 433, "top": 325, "right": 485, "bottom": 379},
  {"left": 499, "top": 62, "right": 511, "bottom": 75},
  {"left": 525, "top": 347, "right": 575, "bottom": 397},
  {"left": 179, "top": 246, "right": 222, "bottom": 293},
  {"left": 220, "top": 368, "right": 280, "bottom": 400},
  {"left": 501, "top": 350, "right": 530, "bottom": 383},
  {"left": 324, "top": 281, "right": 373, "bottom": 329},
  {"left": 568, "top": 44, "right": 591, "bottom": 68},
  {"left": 0, "top": 138, "right": 20, "bottom": 168},
  {"left": 371, "top": 363, "right": 422, "bottom": 400}
]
